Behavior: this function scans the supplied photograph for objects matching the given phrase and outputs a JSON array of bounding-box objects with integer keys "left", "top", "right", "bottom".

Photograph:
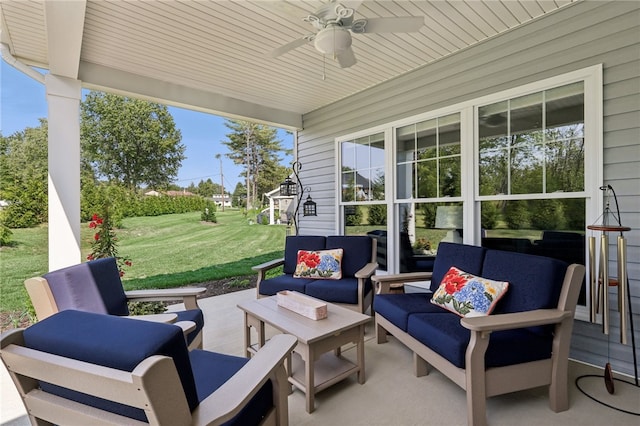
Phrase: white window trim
[{"left": 334, "top": 65, "right": 603, "bottom": 321}]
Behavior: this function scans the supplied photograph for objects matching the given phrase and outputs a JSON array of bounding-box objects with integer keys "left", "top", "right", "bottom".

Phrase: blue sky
[{"left": 0, "top": 61, "right": 293, "bottom": 192}]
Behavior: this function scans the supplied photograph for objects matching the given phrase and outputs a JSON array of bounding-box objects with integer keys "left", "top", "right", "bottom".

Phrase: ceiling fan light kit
[
  {"left": 314, "top": 26, "right": 352, "bottom": 55},
  {"left": 272, "top": 1, "right": 424, "bottom": 69}
]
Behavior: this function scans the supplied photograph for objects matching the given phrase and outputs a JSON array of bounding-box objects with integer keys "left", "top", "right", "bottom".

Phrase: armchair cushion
[
  {"left": 305, "top": 277, "right": 371, "bottom": 305},
  {"left": 259, "top": 274, "right": 315, "bottom": 296},
  {"left": 189, "top": 350, "right": 273, "bottom": 426},
  {"left": 283, "top": 236, "right": 326, "bottom": 274},
  {"left": 293, "top": 248, "right": 343, "bottom": 279},
  {"left": 175, "top": 309, "right": 206, "bottom": 346},
  {"left": 44, "top": 257, "right": 129, "bottom": 316},
  {"left": 431, "top": 267, "right": 509, "bottom": 317},
  {"left": 407, "top": 313, "right": 554, "bottom": 369},
  {"left": 22, "top": 310, "right": 198, "bottom": 422}
]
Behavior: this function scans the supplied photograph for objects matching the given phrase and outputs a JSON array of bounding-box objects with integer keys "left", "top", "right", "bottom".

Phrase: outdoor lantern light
[
  {"left": 303, "top": 194, "right": 317, "bottom": 217},
  {"left": 280, "top": 176, "right": 297, "bottom": 197},
  {"left": 282, "top": 161, "right": 316, "bottom": 234}
]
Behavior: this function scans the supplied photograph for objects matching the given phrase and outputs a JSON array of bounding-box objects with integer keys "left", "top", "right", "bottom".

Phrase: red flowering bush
[{"left": 87, "top": 209, "right": 131, "bottom": 277}]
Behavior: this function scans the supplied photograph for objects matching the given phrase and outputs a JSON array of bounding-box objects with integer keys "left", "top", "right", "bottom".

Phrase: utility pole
[{"left": 215, "top": 154, "right": 225, "bottom": 212}]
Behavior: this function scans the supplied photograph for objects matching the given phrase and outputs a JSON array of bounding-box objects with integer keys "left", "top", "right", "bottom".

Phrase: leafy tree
[
  {"left": 367, "top": 204, "right": 387, "bottom": 226},
  {"left": 0, "top": 120, "right": 48, "bottom": 227},
  {"left": 221, "top": 120, "right": 289, "bottom": 209},
  {"left": 232, "top": 182, "right": 246, "bottom": 207},
  {"left": 81, "top": 91, "right": 186, "bottom": 191}
]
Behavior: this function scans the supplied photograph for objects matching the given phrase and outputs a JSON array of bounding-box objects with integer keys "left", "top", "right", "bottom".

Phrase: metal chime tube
[
  {"left": 600, "top": 234, "right": 609, "bottom": 335},
  {"left": 588, "top": 236, "right": 597, "bottom": 323},
  {"left": 618, "top": 235, "right": 628, "bottom": 345}
]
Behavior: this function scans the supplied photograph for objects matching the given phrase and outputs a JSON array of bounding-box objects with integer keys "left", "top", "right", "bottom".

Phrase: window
[
  {"left": 335, "top": 66, "right": 601, "bottom": 315},
  {"left": 478, "top": 82, "right": 585, "bottom": 196},
  {"left": 396, "top": 113, "right": 461, "bottom": 200}
]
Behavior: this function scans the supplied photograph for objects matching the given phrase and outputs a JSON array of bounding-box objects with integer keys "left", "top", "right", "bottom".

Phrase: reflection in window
[
  {"left": 397, "top": 113, "right": 461, "bottom": 200},
  {"left": 341, "top": 133, "right": 385, "bottom": 202},
  {"left": 478, "top": 82, "right": 584, "bottom": 196},
  {"left": 397, "top": 202, "right": 462, "bottom": 272},
  {"left": 480, "top": 198, "right": 586, "bottom": 304}
]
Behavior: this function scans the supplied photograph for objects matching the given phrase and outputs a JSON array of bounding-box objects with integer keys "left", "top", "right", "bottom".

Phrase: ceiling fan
[{"left": 271, "top": 1, "right": 425, "bottom": 69}]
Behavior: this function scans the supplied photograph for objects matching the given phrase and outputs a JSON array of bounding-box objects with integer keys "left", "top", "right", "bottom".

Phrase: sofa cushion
[
  {"left": 373, "top": 294, "right": 447, "bottom": 331},
  {"left": 23, "top": 310, "right": 197, "bottom": 422},
  {"left": 407, "top": 313, "right": 554, "bottom": 369},
  {"left": 258, "top": 274, "right": 315, "bottom": 296},
  {"left": 293, "top": 248, "right": 343, "bottom": 279},
  {"left": 481, "top": 250, "right": 567, "bottom": 314},
  {"left": 305, "top": 277, "right": 371, "bottom": 305},
  {"left": 431, "top": 267, "right": 509, "bottom": 317},
  {"left": 430, "top": 243, "right": 487, "bottom": 292},
  {"left": 44, "top": 257, "right": 129, "bottom": 316},
  {"left": 326, "top": 235, "right": 372, "bottom": 277},
  {"left": 189, "top": 350, "right": 273, "bottom": 426},
  {"left": 283, "top": 236, "right": 326, "bottom": 275}
]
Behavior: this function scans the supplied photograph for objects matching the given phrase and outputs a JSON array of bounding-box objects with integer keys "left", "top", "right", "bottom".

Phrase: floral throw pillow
[
  {"left": 293, "top": 249, "right": 343, "bottom": 280},
  {"left": 430, "top": 266, "right": 509, "bottom": 317}
]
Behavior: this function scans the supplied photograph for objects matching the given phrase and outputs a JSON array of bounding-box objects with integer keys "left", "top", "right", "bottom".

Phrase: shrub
[
  {"left": 367, "top": 204, "right": 387, "bottom": 226},
  {"left": 504, "top": 200, "right": 530, "bottom": 229},
  {"left": 345, "top": 206, "right": 363, "bottom": 226},
  {"left": 481, "top": 201, "right": 498, "bottom": 230},
  {"left": 530, "top": 199, "right": 564, "bottom": 230},
  {"left": 201, "top": 201, "right": 217, "bottom": 223},
  {"left": 86, "top": 206, "right": 132, "bottom": 277},
  {"left": 0, "top": 221, "right": 13, "bottom": 246}
]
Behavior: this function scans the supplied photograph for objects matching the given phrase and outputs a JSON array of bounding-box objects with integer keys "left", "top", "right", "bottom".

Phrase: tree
[
  {"left": 221, "top": 120, "right": 289, "bottom": 209},
  {"left": 81, "top": 91, "right": 186, "bottom": 190},
  {"left": 0, "top": 120, "right": 48, "bottom": 227},
  {"left": 232, "top": 182, "right": 246, "bottom": 208}
]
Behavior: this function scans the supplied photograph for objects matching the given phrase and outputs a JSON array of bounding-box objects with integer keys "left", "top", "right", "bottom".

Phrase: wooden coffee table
[{"left": 237, "top": 296, "right": 370, "bottom": 413}]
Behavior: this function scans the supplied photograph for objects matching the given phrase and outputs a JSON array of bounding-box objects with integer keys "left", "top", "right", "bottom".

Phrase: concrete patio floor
[{"left": 2, "top": 288, "right": 638, "bottom": 425}]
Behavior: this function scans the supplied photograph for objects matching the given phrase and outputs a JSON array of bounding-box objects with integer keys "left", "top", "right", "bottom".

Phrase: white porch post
[
  {"left": 269, "top": 197, "right": 275, "bottom": 225},
  {"left": 46, "top": 74, "right": 82, "bottom": 270}
]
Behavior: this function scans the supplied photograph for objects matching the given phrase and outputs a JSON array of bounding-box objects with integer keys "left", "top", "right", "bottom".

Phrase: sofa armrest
[
  {"left": 371, "top": 272, "right": 433, "bottom": 294},
  {"left": 460, "top": 309, "right": 571, "bottom": 334},
  {"left": 252, "top": 258, "right": 285, "bottom": 272},
  {"left": 355, "top": 262, "right": 378, "bottom": 279},
  {"left": 192, "top": 334, "right": 297, "bottom": 425},
  {"left": 125, "top": 288, "right": 205, "bottom": 310}
]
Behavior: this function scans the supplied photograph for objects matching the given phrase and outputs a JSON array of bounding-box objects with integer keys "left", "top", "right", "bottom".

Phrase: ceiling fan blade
[
  {"left": 336, "top": 47, "right": 357, "bottom": 68},
  {"left": 341, "top": 1, "right": 363, "bottom": 11},
  {"left": 363, "top": 16, "right": 424, "bottom": 33},
  {"left": 271, "top": 37, "right": 309, "bottom": 58}
]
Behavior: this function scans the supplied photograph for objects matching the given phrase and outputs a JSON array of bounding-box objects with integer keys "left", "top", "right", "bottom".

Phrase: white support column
[{"left": 46, "top": 74, "right": 82, "bottom": 270}]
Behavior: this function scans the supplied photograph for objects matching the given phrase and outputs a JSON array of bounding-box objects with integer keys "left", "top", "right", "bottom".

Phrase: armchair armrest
[
  {"left": 460, "top": 309, "right": 572, "bottom": 334},
  {"left": 192, "top": 334, "right": 297, "bottom": 426},
  {"left": 355, "top": 262, "right": 378, "bottom": 279},
  {"left": 371, "top": 272, "right": 433, "bottom": 294},
  {"left": 251, "top": 258, "right": 285, "bottom": 273},
  {"left": 125, "top": 287, "right": 205, "bottom": 310}
]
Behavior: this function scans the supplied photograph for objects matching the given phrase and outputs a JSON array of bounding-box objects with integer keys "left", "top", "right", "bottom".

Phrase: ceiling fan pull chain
[{"left": 323, "top": 55, "right": 327, "bottom": 81}]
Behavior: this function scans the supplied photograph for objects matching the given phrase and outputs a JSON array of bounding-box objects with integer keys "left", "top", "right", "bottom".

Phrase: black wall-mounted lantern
[{"left": 279, "top": 161, "right": 315, "bottom": 234}]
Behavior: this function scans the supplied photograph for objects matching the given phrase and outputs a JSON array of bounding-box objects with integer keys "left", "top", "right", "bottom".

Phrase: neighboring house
[
  {"left": 165, "top": 190, "right": 195, "bottom": 197},
  {"left": 211, "top": 194, "right": 232, "bottom": 208},
  {"left": 143, "top": 190, "right": 161, "bottom": 197}
]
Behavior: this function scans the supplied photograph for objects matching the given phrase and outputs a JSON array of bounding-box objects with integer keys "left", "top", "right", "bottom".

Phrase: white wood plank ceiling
[{"left": 1, "top": 0, "right": 577, "bottom": 128}]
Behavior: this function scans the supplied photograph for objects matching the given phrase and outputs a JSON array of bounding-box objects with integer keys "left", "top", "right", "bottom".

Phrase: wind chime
[{"left": 587, "top": 184, "right": 637, "bottom": 393}]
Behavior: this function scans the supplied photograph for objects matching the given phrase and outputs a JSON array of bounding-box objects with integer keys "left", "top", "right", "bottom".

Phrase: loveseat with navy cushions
[
  {"left": 372, "top": 242, "right": 585, "bottom": 426},
  {"left": 253, "top": 235, "right": 377, "bottom": 314}
]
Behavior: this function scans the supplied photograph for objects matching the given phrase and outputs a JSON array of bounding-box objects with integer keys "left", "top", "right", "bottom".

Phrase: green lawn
[{"left": 0, "top": 210, "right": 287, "bottom": 312}]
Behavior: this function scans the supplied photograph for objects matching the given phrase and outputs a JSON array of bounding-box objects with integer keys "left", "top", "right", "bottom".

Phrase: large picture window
[{"left": 336, "top": 66, "right": 601, "bottom": 314}]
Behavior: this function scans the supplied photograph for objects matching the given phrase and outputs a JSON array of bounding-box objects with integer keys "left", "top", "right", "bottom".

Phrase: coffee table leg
[
  {"left": 305, "top": 348, "right": 315, "bottom": 413},
  {"left": 357, "top": 324, "right": 365, "bottom": 384}
]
